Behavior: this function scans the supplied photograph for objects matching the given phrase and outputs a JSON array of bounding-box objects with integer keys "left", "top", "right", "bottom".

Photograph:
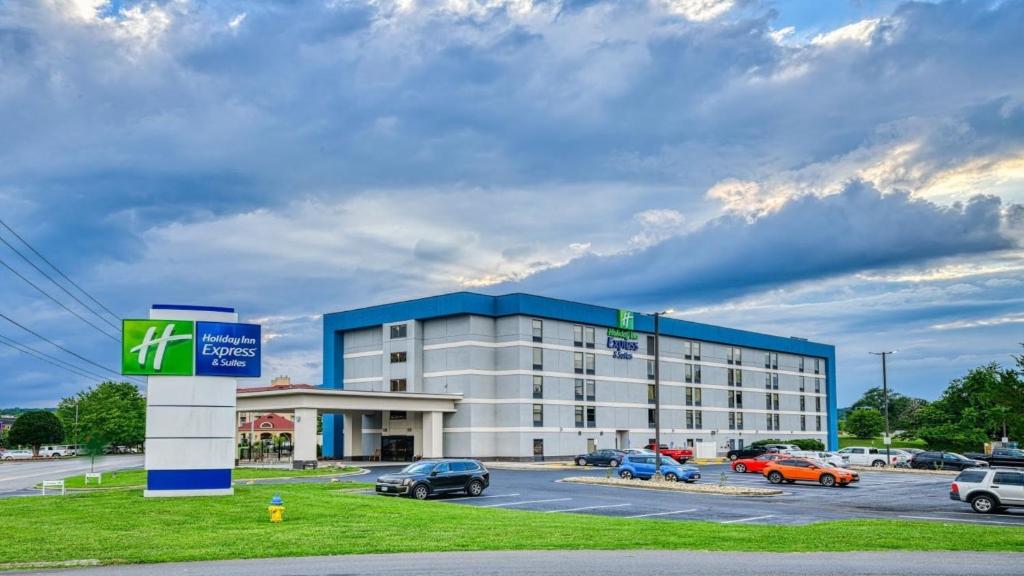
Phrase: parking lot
[{"left": 366, "top": 463, "right": 1024, "bottom": 527}]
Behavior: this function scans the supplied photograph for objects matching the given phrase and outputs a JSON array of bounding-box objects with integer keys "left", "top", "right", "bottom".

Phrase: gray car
[{"left": 950, "top": 468, "right": 1024, "bottom": 513}]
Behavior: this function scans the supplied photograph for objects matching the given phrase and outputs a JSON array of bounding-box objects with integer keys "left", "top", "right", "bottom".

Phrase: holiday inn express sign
[
  {"left": 122, "top": 319, "right": 261, "bottom": 378},
  {"left": 607, "top": 309, "right": 639, "bottom": 359}
]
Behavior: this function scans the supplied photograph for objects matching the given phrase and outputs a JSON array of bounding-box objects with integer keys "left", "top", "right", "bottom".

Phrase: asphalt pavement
[
  {"left": 0, "top": 454, "right": 144, "bottom": 497},
  {"left": 17, "top": 551, "right": 1024, "bottom": 576}
]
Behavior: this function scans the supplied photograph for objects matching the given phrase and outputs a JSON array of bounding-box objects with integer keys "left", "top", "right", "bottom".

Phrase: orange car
[{"left": 762, "top": 457, "right": 859, "bottom": 487}]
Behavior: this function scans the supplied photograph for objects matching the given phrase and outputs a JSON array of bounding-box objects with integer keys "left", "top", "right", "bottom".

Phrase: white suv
[
  {"left": 950, "top": 468, "right": 1024, "bottom": 514},
  {"left": 837, "top": 446, "right": 906, "bottom": 467}
]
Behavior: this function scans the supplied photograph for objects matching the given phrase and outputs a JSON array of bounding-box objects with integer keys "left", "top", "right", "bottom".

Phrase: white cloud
[
  {"left": 811, "top": 18, "right": 884, "bottom": 47},
  {"left": 658, "top": 0, "right": 735, "bottom": 22}
]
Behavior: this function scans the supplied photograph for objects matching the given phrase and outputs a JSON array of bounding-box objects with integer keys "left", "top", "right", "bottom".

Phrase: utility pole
[
  {"left": 652, "top": 309, "right": 674, "bottom": 479},
  {"left": 869, "top": 351, "right": 895, "bottom": 466}
]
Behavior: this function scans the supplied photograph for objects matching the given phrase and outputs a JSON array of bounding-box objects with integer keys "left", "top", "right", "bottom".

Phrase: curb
[{"left": 559, "top": 476, "right": 784, "bottom": 497}]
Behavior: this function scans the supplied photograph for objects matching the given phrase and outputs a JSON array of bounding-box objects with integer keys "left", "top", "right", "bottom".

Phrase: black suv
[
  {"left": 910, "top": 451, "right": 989, "bottom": 471},
  {"left": 376, "top": 459, "right": 489, "bottom": 500}
]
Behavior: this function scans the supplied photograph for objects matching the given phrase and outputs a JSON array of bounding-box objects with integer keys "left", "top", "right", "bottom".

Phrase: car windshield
[
  {"left": 1001, "top": 449, "right": 1024, "bottom": 457},
  {"left": 401, "top": 462, "right": 439, "bottom": 474},
  {"left": 660, "top": 456, "right": 680, "bottom": 466}
]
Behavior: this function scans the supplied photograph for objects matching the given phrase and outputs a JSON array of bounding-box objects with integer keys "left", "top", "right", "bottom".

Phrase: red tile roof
[
  {"left": 237, "top": 383, "right": 317, "bottom": 394},
  {"left": 238, "top": 413, "right": 294, "bottom": 432}
]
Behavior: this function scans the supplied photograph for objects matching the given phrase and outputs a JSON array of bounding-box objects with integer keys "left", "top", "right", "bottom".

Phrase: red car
[
  {"left": 644, "top": 444, "right": 693, "bottom": 463},
  {"left": 731, "top": 453, "right": 785, "bottom": 474}
]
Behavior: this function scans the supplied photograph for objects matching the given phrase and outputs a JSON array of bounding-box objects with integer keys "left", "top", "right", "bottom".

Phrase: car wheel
[
  {"left": 767, "top": 471, "right": 784, "bottom": 484},
  {"left": 665, "top": 472, "right": 678, "bottom": 482},
  {"left": 576, "top": 458, "right": 587, "bottom": 466},
  {"left": 729, "top": 454, "right": 738, "bottom": 461},
  {"left": 734, "top": 463, "right": 747, "bottom": 473},
  {"left": 619, "top": 470, "right": 634, "bottom": 480},
  {"left": 819, "top": 474, "right": 836, "bottom": 487},
  {"left": 971, "top": 495, "right": 997, "bottom": 514},
  {"left": 871, "top": 460, "right": 885, "bottom": 467},
  {"left": 609, "top": 459, "right": 619, "bottom": 468},
  {"left": 466, "top": 480, "right": 484, "bottom": 497},
  {"left": 411, "top": 484, "right": 430, "bottom": 501}
]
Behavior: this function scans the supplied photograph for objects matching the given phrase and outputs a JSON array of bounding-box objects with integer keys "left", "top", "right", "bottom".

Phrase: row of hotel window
[{"left": 530, "top": 404, "right": 823, "bottom": 432}]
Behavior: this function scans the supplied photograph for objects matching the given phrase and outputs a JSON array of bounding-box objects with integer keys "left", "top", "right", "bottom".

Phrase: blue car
[{"left": 617, "top": 454, "right": 700, "bottom": 483}]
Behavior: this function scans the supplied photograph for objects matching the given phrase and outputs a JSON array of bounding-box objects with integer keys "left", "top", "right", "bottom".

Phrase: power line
[
  {"left": 0, "top": 216, "right": 121, "bottom": 321},
  {"left": 0, "top": 254, "right": 120, "bottom": 342},
  {"left": 0, "top": 309, "right": 142, "bottom": 384},
  {"left": 0, "top": 233, "right": 120, "bottom": 331},
  {"left": 0, "top": 333, "right": 108, "bottom": 382}
]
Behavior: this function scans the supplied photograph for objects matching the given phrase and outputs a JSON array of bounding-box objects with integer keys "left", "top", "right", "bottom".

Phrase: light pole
[
  {"left": 869, "top": 351, "right": 895, "bottom": 465},
  {"left": 652, "top": 309, "right": 674, "bottom": 479}
]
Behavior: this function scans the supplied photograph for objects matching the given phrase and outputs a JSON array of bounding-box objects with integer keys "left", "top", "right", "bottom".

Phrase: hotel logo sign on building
[
  {"left": 607, "top": 309, "right": 639, "bottom": 359},
  {"left": 122, "top": 319, "right": 261, "bottom": 378}
]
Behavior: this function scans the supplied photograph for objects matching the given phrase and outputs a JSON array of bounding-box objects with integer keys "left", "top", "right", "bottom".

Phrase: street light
[
  {"left": 652, "top": 308, "right": 675, "bottom": 479},
  {"left": 869, "top": 351, "right": 895, "bottom": 465}
]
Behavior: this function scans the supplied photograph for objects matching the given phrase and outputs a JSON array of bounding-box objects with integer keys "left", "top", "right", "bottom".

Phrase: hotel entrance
[{"left": 381, "top": 436, "right": 415, "bottom": 461}]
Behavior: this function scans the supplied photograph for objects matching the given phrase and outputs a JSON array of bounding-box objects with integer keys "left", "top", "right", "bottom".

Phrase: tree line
[{"left": 842, "top": 346, "right": 1024, "bottom": 452}]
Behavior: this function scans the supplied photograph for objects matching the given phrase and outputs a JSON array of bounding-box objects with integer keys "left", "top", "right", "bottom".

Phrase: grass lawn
[
  {"left": 58, "top": 466, "right": 363, "bottom": 489},
  {"left": 2, "top": 483, "right": 1023, "bottom": 568},
  {"left": 838, "top": 436, "right": 927, "bottom": 450}
]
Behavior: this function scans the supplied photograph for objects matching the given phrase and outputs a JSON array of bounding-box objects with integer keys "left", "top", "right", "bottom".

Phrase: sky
[{"left": 1, "top": 0, "right": 1023, "bottom": 408}]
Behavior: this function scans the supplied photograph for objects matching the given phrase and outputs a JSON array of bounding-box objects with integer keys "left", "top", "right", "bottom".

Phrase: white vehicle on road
[
  {"left": 790, "top": 450, "right": 849, "bottom": 468},
  {"left": 38, "top": 445, "right": 74, "bottom": 458},
  {"left": 837, "top": 446, "right": 907, "bottom": 467},
  {"left": 1, "top": 449, "right": 33, "bottom": 460},
  {"left": 950, "top": 468, "right": 1024, "bottom": 514}
]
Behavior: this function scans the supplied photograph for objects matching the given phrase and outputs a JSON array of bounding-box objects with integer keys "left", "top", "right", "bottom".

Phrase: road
[
  {"left": 0, "top": 454, "right": 143, "bottom": 497},
  {"left": 18, "top": 551, "right": 1024, "bottom": 575}
]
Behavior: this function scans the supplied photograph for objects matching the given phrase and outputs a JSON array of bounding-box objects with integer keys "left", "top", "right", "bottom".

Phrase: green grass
[
  {"left": 1, "top": 483, "right": 1022, "bottom": 568},
  {"left": 59, "top": 467, "right": 363, "bottom": 489},
  {"left": 838, "top": 436, "right": 927, "bottom": 450}
]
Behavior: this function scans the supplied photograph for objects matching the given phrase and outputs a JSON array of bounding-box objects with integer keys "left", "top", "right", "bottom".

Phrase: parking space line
[
  {"left": 545, "top": 503, "right": 631, "bottom": 514},
  {"left": 721, "top": 515, "right": 774, "bottom": 524},
  {"left": 479, "top": 498, "right": 572, "bottom": 508},
  {"left": 899, "top": 515, "right": 1024, "bottom": 526},
  {"left": 626, "top": 508, "right": 698, "bottom": 519},
  {"left": 446, "top": 493, "right": 520, "bottom": 501}
]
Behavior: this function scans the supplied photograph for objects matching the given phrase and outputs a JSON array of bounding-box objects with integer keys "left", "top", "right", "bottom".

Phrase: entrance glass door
[{"left": 381, "top": 436, "right": 415, "bottom": 461}]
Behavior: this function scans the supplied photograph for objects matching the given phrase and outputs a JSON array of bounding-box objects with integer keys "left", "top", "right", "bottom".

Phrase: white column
[
  {"left": 293, "top": 408, "right": 318, "bottom": 463},
  {"left": 422, "top": 411, "right": 444, "bottom": 458},
  {"left": 343, "top": 412, "right": 364, "bottom": 460}
]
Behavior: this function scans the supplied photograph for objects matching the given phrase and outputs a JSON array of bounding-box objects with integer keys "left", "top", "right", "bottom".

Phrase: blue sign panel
[{"left": 195, "top": 322, "right": 261, "bottom": 377}]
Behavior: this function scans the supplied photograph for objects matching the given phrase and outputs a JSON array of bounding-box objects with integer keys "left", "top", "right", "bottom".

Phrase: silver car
[{"left": 950, "top": 468, "right": 1024, "bottom": 513}]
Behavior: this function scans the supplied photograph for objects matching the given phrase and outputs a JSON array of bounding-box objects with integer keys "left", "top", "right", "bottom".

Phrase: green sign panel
[
  {"left": 122, "top": 319, "right": 195, "bottom": 376},
  {"left": 617, "top": 309, "right": 635, "bottom": 331}
]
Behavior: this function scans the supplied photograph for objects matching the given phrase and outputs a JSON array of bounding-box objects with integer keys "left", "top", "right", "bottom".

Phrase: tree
[
  {"left": 845, "top": 408, "right": 884, "bottom": 439},
  {"left": 57, "top": 381, "right": 146, "bottom": 449},
  {"left": 850, "top": 387, "right": 929, "bottom": 431},
  {"left": 8, "top": 411, "right": 64, "bottom": 456}
]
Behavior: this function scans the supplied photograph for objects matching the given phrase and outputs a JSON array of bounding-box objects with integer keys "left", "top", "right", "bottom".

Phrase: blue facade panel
[{"left": 147, "top": 469, "right": 231, "bottom": 491}]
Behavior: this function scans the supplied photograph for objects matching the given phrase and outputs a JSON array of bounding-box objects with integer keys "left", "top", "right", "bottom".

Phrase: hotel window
[
  {"left": 772, "top": 373, "right": 779, "bottom": 390},
  {"left": 764, "top": 352, "right": 778, "bottom": 370},
  {"left": 390, "top": 411, "right": 407, "bottom": 421},
  {"left": 532, "top": 319, "right": 543, "bottom": 342},
  {"left": 728, "top": 390, "right": 737, "bottom": 408},
  {"left": 815, "top": 396, "right": 821, "bottom": 412},
  {"left": 773, "top": 414, "right": 780, "bottom": 430},
  {"left": 685, "top": 386, "right": 693, "bottom": 406},
  {"left": 800, "top": 395, "right": 806, "bottom": 412},
  {"left": 573, "top": 325, "right": 583, "bottom": 347},
  {"left": 728, "top": 412, "right": 736, "bottom": 430},
  {"left": 647, "top": 335, "right": 656, "bottom": 355},
  {"left": 799, "top": 376, "right": 805, "bottom": 392},
  {"left": 586, "top": 407, "right": 596, "bottom": 428},
  {"left": 533, "top": 404, "right": 544, "bottom": 427},
  {"left": 685, "top": 410, "right": 694, "bottom": 429},
  {"left": 727, "top": 347, "right": 742, "bottom": 366},
  {"left": 647, "top": 359, "right": 656, "bottom": 380},
  {"left": 575, "top": 406, "right": 584, "bottom": 428},
  {"left": 584, "top": 327, "right": 595, "bottom": 348},
  {"left": 574, "top": 352, "right": 584, "bottom": 374},
  {"left": 766, "top": 414, "right": 774, "bottom": 430},
  {"left": 736, "top": 412, "right": 744, "bottom": 429},
  {"left": 814, "top": 358, "right": 822, "bottom": 374},
  {"left": 533, "top": 438, "right": 544, "bottom": 460},
  {"left": 685, "top": 364, "right": 693, "bottom": 383},
  {"left": 765, "top": 373, "right": 771, "bottom": 389},
  {"left": 766, "top": 393, "right": 779, "bottom": 411},
  {"left": 729, "top": 368, "right": 743, "bottom": 387},
  {"left": 799, "top": 357, "right": 805, "bottom": 373},
  {"left": 815, "top": 378, "right": 821, "bottom": 394},
  {"left": 648, "top": 409, "right": 657, "bottom": 428},
  {"left": 533, "top": 347, "right": 543, "bottom": 370},
  {"left": 685, "top": 340, "right": 701, "bottom": 361},
  {"left": 648, "top": 384, "right": 656, "bottom": 404},
  {"left": 816, "top": 416, "right": 822, "bottom": 431},
  {"left": 532, "top": 375, "right": 544, "bottom": 399},
  {"left": 390, "top": 351, "right": 407, "bottom": 364},
  {"left": 694, "top": 386, "right": 702, "bottom": 406},
  {"left": 390, "top": 324, "right": 407, "bottom": 339},
  {"left": 389, "top": 378, "right": 407, "bottom": 392},
  {"left": 585, "top": 379, "right": 596, "bottom": 401},
  {"left": 585, "top": 353, "right": 596, "bottom": 375},
  {"left": 773, "top": 394, "right": 780, "bottom": 411},
  {"left": 800, "top": 415, "right": 807, "bottom": 431},
  {"left": 695, "top": 410, "right": 703, "bottom": 429},
  {"left": 574, "top": 379, "right": 584, "bottom": 401},
  {"left": 729, "top": 412, "right": 743, "bottom": 430}
]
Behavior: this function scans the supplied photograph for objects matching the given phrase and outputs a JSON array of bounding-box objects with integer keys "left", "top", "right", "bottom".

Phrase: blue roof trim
[{"left": 152, "top": 304, "right": 236, "bottom": 313}]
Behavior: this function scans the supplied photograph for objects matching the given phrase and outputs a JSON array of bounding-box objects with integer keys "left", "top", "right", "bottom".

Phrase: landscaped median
[
  {"left": 560, "top": 476, "right": 783, "bottom": 496},
  {"left": 49, "top": 466, "right": 366, "bottom": 490},
  {"left": 2, "top": 482, "right": 1023, "bottom": 569}
]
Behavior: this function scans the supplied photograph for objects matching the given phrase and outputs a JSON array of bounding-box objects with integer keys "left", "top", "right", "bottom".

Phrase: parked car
[
  {"left": 837, "top": 446, "right": 905, "bottom": 467},
  {"left": 38, "top": 445, "right": 73, "bottom": 458},
  {"left": 789, "top": 450, "right": 849, "bottom": 468},
  {"left": 731, "top": 453, "right": 785, "bottom": 474},
  {"left": 911, "top": 451, "right": 989, "bottom": 471},
  {"left": 622, "top": 448, "right": 655, "bottom": 455},
  {"left": 375, "top": 459, "right": 489, "bottom": 500},
  {"left": 643, "top": 444, "right": 692, "bottom": 463},
  {"left": 618, "top": 454, "right": 700, "bottom": 483},
  {"left": 949, "top": 468, "right": 1024, "bottom": 513},
  {"left": 762, "top": 458, "right": 860, "bottom": 487},
  {"left": 963, "top": 448, "right": 1024, "bottom": 468},
  {"left": 726, "top": 446, "right": 769, "bottom": 461},
  {"left": 762, "top": 444, "right": 801, "bottom": 453},
  {"left": 1, "top": 449, "right": 33, "bottom": 460},
  {"left": 575, "top": 449, "right": 626, "bottom": 467}
]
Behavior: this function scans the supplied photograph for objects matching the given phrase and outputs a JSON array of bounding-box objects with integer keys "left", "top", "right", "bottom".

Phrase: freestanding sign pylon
[{"left": 122, "top": 305, "right": 261, "bottom": 497}]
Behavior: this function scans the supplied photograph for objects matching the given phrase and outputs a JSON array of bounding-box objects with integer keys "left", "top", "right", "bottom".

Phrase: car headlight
[{"left": 403, "top": 478, "right": 413, "bottom": 486}]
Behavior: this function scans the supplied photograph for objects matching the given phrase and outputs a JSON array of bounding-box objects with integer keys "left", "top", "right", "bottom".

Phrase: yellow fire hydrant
[{"left": 268, "top": 494, "right": 284, "bottom": 523}]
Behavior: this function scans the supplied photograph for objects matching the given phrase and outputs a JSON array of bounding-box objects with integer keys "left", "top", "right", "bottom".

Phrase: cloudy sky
[{"left": 1, "top": 0, "right": 1023, "bottom": 408}]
